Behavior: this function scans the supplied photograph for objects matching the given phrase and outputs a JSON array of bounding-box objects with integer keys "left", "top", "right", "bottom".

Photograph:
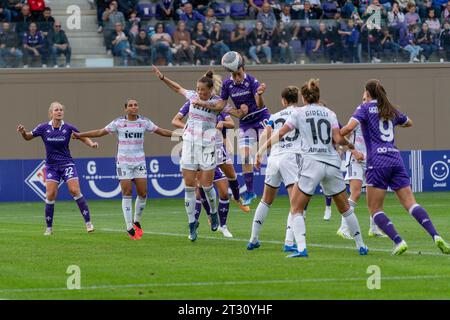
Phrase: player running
[
  {"left": 340, "top": 79, "right": 450, "bottom": 255},
  {"left": 17, "top": 102, "right": 97, "bottom": 236},
  {"left": 153, "top": 65, "right": 222, "bottom": 242},
  {"left": 256, "top": 79, "right": 368, "bottom": 257},
  {"left": 72, "top": 99, "right": 175, "bottom": 240},
  {"left": 247, "top": 86, "right": 301, "bottom": 252}
]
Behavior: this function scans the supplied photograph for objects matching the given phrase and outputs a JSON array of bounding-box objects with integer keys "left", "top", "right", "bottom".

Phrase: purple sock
[
  {"left": 325, "top": 196, "right": 332, "bottom": 207},
  {"left": 373, "top": 212, "right": 403, "bottom": 244},
  {"left": 410, "top": 205, "right": 439, "bottom": 238},
  {"left": 243, "top": 172, "right": 254, "bottom": 193},
  {"left": 75, "top": 195, "right": 91, "bottom": 223},
  {"left": 45, "top": 201, "right": 54, "bottom": 228},
  {"left": 228, "top": 179, "right": 241, "bottom": 201},
  {"left": 195, "top": 200, "right": 202, "bottom": 221},
  {"left": 199, "top": 188, "right": 211, "bottom": 215},
  {"left": 218, "top": 199, "right": 230, "bottom": 227}
]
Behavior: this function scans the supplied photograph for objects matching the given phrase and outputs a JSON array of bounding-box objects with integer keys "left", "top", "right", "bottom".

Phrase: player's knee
[
  {"left": 68, "top": 187, "right": 80, "bottom": 197},
  {"left": 138, "top": 190, "right": 147, "bottom": 198},
  {"left": 46, "top": 194, "right": 56, "bottom": 201},
  {"left": 121, "top": 189, "right": 132, "bottom": 197}
]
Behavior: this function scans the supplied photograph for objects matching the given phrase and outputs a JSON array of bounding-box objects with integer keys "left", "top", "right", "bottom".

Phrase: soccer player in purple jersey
[
  {"left": 72, "top": 99, "right": 175, "bottom": 240},
  {"left": 193, "top": 53, "right": 270, "bottom": 207},
  {"left": 17, "top": 102, "right": 97, "bottom": 236},
  {"left": 341, "top": 79, "right": 450, "bottom": 255}
]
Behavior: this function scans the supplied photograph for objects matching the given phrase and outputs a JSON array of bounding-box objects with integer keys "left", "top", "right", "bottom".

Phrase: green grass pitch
[{"left": 0, "top": 192, "right": 449, "bottom": 300}]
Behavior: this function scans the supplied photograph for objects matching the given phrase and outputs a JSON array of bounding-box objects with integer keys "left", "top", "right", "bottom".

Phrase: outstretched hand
[
  {"left": 254, "top": 153, "right": 262, "bottom": 171},
  {"left": 152, "top": 65, "right": 164, "bottom": 80},
  {"left": 71, "top": 132, "right": 81, "bottom": 139},
  {"left": 17, "top": 124, "right": 26, "bottom": 134},
  {"left": 91, "top": 142, "right": 99, "bottom": 148},
  {"left": 256, "top": 83, "right": 266, "bottom": 95}
]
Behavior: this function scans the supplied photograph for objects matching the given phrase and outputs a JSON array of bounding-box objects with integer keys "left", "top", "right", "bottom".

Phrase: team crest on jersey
[
  {"left": 24, "top": 160, "right": 62, "bottom": 201},
  {"left": 245, "top": 82, "right": 249, "bottom": 87}
]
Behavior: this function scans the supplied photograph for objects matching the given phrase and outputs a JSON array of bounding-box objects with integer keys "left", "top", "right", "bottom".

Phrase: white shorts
[
  {"left": 297, "top": 158, "right": 346, "bottom": 196},
  {"left": 264, "top": 153, "right": 301, "bottom": 189},
  {"left": 345, "top": 160, "right": 366, "bottom": 186},
  {"left": 116, "top": 163, "right": 147, "bottom": 180},
  {"left": 180, "top": 141, "right": 216, "bottom": 171}
]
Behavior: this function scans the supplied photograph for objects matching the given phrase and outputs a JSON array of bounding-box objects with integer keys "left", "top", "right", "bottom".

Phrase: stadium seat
[
  {"left": 165, "top": 24, "right": 176, "bottom": 37},
  {"left": 289, "top": 39, "right": 302, "bottom": 55},
  {"left": 212, "top": 2, "right": 228, "bottom": 19},
  {"left": 222, "top": 22, "right": 236, "bottom": 33},
  {"left": 137, "top": 3, "right": 154, "bottom": 20},
  {"left": 230, "top": 3, "right": 247, "bottom": 19}
]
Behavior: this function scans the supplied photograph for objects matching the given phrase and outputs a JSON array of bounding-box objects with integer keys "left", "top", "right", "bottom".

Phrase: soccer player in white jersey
[
  {"left": 337, "top": 93, "right": 385, "bottom": 239},
  {"left": 248, "top": 86, "right": 302, "bottom": 252},
  {"left": 152, "top": 65, "right": 222, "bottom": 242},
  {"left": 72, "top": 99, "right": 175, "bottom": 240},
  {"left": 256, "top": 79, "right": 368, "bottom": 257}
]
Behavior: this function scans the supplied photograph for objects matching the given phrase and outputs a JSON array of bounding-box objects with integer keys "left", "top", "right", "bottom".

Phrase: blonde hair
[
  {"left": 212, "top": 74, "right": 222, "bottom": 96},
  {"left": 48, "top": 101, "right": 65, "bottom": 120}
]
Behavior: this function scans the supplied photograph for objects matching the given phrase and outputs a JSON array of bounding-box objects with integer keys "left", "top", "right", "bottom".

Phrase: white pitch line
[
  {"left": 1, "top": 275, "right": 449, "bottom": 294},
  {"left": 99, "top": 228, "right": 449, "bottom": 257}
]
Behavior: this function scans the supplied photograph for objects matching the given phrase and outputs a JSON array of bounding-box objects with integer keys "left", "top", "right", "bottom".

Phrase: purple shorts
[
  {"left": 366, "top": 165, "right": 410, "bottom": 191},
  {"left": 214, "top": 167, "right": 226, "bottom": 182},
  {"left": 45, "top": 164, "right": 79, "bottom": 183}
]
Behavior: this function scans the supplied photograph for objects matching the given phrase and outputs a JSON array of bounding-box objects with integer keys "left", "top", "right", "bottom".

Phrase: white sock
[
  {"left": 342, "top": 208, "right": 365, "bottom": 248},
  {"left": 348, "top": 198, "right": 357, "bottom": 208},
  {"left": 285, "top": 212, "right": 294, "bottom": 246},
  {"left": 292, "top": 213, "right": 306, "bottom": 252},
  {"left": 202, "top": 185, "right": 217, "bottom": 214},
  {"left": 122, "top": 196, "right": 133, "bottom": 230},
  {"left": 250, "top": 201, "right": 270, "bottom": 243},
  {"left": 185, "top": 187, "right": 197, "bottom": 224},
  {"left": 369, "top": 215, "right": 377, "bottom": 230},
  {"left": 134, "top": 196, "right": 147, "bottom": 223},
  {"left": 341, "top": 198, "right": 357, "bottom": 229}
]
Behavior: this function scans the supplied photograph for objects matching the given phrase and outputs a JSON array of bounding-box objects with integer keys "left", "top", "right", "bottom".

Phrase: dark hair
[
  {"left": 281, "top": 86, "right": 299, "bottom": 104},
  {"left": 44, "top": 7, "right": 51, "bottom": 12},
  {"left": 300, "top": 78, "right": 320, "bottom": 104},
  {"left": 198, "top": 70, "right": 214, "bottom": 89},
  {"left": 124, "top": 98, "right": 137, "bottom": 108},
  {"left": 365, "top": 79, "right": 399, "bottom": 121}
]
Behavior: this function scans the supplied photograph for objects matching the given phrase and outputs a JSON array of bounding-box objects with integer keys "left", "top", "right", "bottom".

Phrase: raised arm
[
  {"left": 172, "top": 113, "right": 186, "bottom": 129},
  {"left": 17, "top": 124, "right": 34, "bottom": 141},
  {"left": 332, "top": 127, "right": 354, "bottom": 149},
  {"left": 255, "top": 124, "right": 291, "bottom": 170},
  {"left": 400, "top": 118, "right": 413, "bottom": 127},
  {"left": 152, "top": 65, "right": 187, "bottom": 97},
  {"left": 340, "top": 118, "right": 359, "bottom": 137},
  {"left": 254, "top": 83, "right": 266, "bottom": 108},
  {"left": 78, "top": 136, "right": 99, "bottom": 149},
  {"left": 154, "top": 127, "right": 176, "bottom": 138},
  {"left": 72, "top": 128, "right": 109, "bottom": 139},
  {"left": 191, "top": 98, "right": 227, "bottom": 112}
]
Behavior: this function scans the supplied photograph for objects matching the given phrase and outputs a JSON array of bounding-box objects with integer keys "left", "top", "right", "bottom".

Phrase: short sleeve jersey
[
  {"left": 286, "top": 104, "right": 341, "bottom": 168},
  {"left": 268, "top": 106, "right": 302, "bottom": 156},
  {"left": 220, "top": 73, "right": 268, "bottom": 126},
  {"left": 351, "top": 100, "right": 408, "bottom": 168},
  {"left": 105, "top": 115, "right": 158, "bottom": 166},
  {"left": 32, "top": 121, "right": 79, "bottom": 166}
]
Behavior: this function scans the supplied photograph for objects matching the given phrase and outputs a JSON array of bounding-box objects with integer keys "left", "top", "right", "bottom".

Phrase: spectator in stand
[
  {"left": 156, "top": 0, "right": 175, "bottom": 20},
  {"left": 116, "top": 0, "right": 138, "bottom": 19},
  {"left": 439, "top": 21, "right": 450, "bottom": 61},
  {"left": 257, "top": 1, "right": 277, "bottom": 34},
  {"left": 230, "top": 22, "right": 250, "bottom": 62},
  {"left": 388, "top": 2, "right": 406, "bottom": 39},
  {"left": 432, "top": 0, "right": 448, "bottom": 16},
  {"left": 50, "top": 20, "right": 71, "bottom": 68},
  {"left": 248, "top": 0, "right": 265, "bottom": 19},
  {"left": 103, "top": 0, "right": 125, "bottom": 56},
  {"left": 309, "top": 0, "right": 323, "bottom": 18},
  {"left": 0, "top": 2, "right": 12, "bottom": 22},
  {"left": 173, "top": 0, "right": 190, "bottom": 20},
  {"left": 341, "top": 0, "right": 355, "bottom": 19},
  {"left": 341, "top": 19, "right": 361, "bottom": 63},
  {"left": 400, "top": 24, "right": 423, "bottom": 62},
  {"left": 6, "top": 0, "right": 24, "bottom": 20},
  {"left": 37, "top": 7, "right": 54, "bottom": 36},
  {"left": 173, "top": 20, "right": 194, "bottom": 65},
  {"left": 397, "top": 0, "right": 413, "bottom": 11},
  {"left": 180, "top": 2, "right": 205, "bottom": 32},
  {"left": 95, "top": 0, "right": 109, "bottom": 33},
  {"left": 425, "top": 9, "right": 441, "bottom": 34},
  {"left": 379, "top": 0, "right": 392, "bottom": 11},
  {"left": 191, "top": 20, "right": 212, "bottom": 65},
  {"left": 192, "top": 0, "right": 209, "bottom": 16},
  {"left": 22, "top": 21, "right": 46, "bottom": 67},
  {"left": 204, "top": 7, "right": 218, "bottom": 34},
  {"left": 210, "top": 21, "right": 230, "bottom": 64},
  {"left": 304, "top": 23, "right": 319, "bottom": 61},
  {"left": 417, "top": 22, "right": 437, "bottom": 61},
  {"left": 381, "top": 27, "right": 401, "bottom": 62},
  {"left": 405, "top": 2, "right": 421, "bottom": 26},
  {"left": 272, "top": 21, "right": 295, "bottom": 64},
  {"left": 134, "top": 28, "right": 151, "bottom": 65},
  {"left": 248, "top": 20, "right": 272, "bottom": 64},
  {"left": 322, "top": 0, "right": 339, "bottom": 19},
  {"left": 125, "top": 9, "right": 140, "bottom": 43},
  {"left": 27, "top": 0, "right": 44, "bottom": 20},
  {"left": 418, "top": 0, "right": 433, "bottom": 19},
  {"left": 111, "top": 22, "right": 135, "bottom": 66},
  {"left": 442, "top": 1, "right": 450, "bottom": 23},
  {"left": 14, "top": 4, "right": 34, "bottom": 36},
  {"left": 299, "top": 1, "right": 319, "bottom": 20},
  {"left": 0, "top": 21, "right": 22, "bottom": 67},
  {"left": 151, "top": 22, "right": 174, "bottom": 66},
  {"left": 280, "top": 4, "right": 300, "bottom": 39}
]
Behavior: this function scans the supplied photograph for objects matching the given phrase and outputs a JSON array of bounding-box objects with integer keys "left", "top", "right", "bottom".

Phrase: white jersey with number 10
[{"left": 286, "top": 104, "right": 341, "bottom": 169}]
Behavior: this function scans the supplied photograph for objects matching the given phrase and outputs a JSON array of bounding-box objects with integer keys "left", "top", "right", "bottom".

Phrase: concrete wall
[{"left": 2, "top": 64, "right": 449, "bottom": 160}]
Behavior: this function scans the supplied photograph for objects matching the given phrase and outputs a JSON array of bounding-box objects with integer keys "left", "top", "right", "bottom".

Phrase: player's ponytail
[
  {"left": 301, "top": 78, "right": 320, "bottom": 104},
  {"left": 281, "top": 85, "right": 299, "bottom": 104},
  {"left": 198, "top": 70, "right": 215, "bottom": 90},
  {"left": 365, "top": 79, "right": 399, "bottom": 121},
  {"left": 210, "top": 72, "right": 223, "bottom": 96}
]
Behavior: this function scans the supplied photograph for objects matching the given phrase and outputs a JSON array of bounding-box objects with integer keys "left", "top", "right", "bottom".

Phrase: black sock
[
  {"left": 134, "top": 222, "right": 141, "bottom": 229},
  {"left": 127, "top": 228, "right": 135, "bottom": 236}
]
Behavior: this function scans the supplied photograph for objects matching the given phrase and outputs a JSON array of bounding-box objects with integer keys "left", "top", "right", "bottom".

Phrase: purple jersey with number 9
[{"left": 351, "top": 100, "right": 409, "bottom": 169}]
